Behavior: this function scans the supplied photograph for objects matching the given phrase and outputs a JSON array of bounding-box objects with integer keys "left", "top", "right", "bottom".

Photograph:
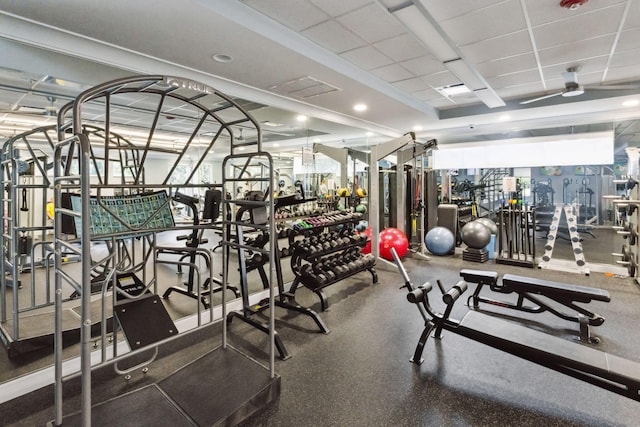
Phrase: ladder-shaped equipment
[{"left": 538, "top": 204, "right": 588, "bottom": 274}]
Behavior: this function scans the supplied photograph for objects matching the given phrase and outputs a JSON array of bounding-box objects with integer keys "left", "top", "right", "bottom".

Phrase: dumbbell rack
[
  {"left": 228, "top": 195, "right": 331, "bottom": 360},
  {"left": 289, "top": 213, "right": 378, "bottom": 312}
]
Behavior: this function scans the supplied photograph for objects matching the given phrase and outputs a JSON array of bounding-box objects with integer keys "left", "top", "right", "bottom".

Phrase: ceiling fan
[
  {"left": 0, "top": 96, "right": 58, "bottom": 116},
  {"left": 520, "top": 67, "right": 640, "bottom": 105}
]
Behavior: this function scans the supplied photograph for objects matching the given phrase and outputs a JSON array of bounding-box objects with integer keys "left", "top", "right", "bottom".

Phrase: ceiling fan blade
[
  {"left": 520, "top": 91, "right": 563, "bottom": 105},
  {"left": 586, "top": 84, "right": 640, "bottom": 90}
]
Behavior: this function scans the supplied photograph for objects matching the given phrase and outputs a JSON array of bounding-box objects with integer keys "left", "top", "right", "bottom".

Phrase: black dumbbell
[
  {"left": 316, "top": 273, "right": 328, "bottom": 286},
  {"left": 300, "top": 264, "right": 312, "bottom": 276}
]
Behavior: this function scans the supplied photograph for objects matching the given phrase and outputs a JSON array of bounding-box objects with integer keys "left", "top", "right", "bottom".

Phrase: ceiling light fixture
[
  {"left": 438, "top": 83, "right": 471, "bottom": 97},
  {"left": 212, "top": 53, "right": 233, "bottom": 63},
  {"left": 499, "top": 114, "right": 511, "bottom": 121},
  {"left": 622, "top": 99, "right": 639, "bottom": 107},
  {"left": 353, "top": 103, "right": 367, "bottom": 112},
  {"left": 413, "top": 125, "right": 423, "bottom": 131},
  {"left": 296, "top": 114, "right": 308, "bottom": 122}
]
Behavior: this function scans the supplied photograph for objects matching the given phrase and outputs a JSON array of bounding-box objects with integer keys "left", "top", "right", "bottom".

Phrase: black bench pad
[
  {"left": 459, "top": 311, "right": 639, "bottom": 387},
  {"left": 460, "top": 269, "right": 499, "bottom": 284},
  {"left": 502, "top": 274, "right": 611, "bottom": 303}
]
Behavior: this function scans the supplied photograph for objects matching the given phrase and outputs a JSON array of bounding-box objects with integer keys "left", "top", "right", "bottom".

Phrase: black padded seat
[
  {"left": 502, "top": 274, "right": 611, "bottom": 303},
  {"left": 458, "top": 311, "right": 640, "bottom": 393},
  {"left": 460, "top": 269, "right": 499, "bottom": 285}
]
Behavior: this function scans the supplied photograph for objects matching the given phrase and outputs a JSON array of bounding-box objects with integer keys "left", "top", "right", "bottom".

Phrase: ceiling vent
[
  {"left": 436, "top": 83, "right": 472, "bottom": 97},
  {"left": 268, "top": 76, "right": 341, "bottom": 100}
]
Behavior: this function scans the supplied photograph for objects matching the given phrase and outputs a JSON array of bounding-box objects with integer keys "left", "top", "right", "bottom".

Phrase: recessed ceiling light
[
  {"left": 296, "top": 115, "right": 308, "bottom": 122},
  {"left": 313, "top": 138, "right": 321, "bottom": 143},
  {"left": 273, "top": 143, "right": 280, "bottom": 147},
  {"left": 353, "top": 103, "right": 367, "bottom": 112},
  {"left": 212, "top": 53, "right": 233, "bottom": 63},
  {"left": 622, "top": 99, "right": 639, "bottom": 107},
  {"left": 413, "top": 125, "right": 423, "bottom": 131},
  {"left": 365, "top": 132, "right": 374, "bottom": 137},
  {"left": 499, "top": 114, "right": 511, "bottom": 121}
]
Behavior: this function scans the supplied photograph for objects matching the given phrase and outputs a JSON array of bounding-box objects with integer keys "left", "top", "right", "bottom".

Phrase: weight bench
[
  {"left": 460, "top": 269, "right": 610, "bottom": 343},
  {"left": 392, "top": 249, "right": 640, "bottom": 403}
]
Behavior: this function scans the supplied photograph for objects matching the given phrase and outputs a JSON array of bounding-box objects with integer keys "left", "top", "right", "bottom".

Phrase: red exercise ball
[
  {"left": 379, "top": 227, "right": 409, "bottom": 260},
  {"left": 360, "top": 227, "right": 372, "bottom": 254}
]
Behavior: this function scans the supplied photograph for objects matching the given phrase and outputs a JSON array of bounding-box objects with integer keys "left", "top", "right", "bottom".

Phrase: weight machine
[{"left": 368, "top": 134, "right": 437, "bottom": 259}]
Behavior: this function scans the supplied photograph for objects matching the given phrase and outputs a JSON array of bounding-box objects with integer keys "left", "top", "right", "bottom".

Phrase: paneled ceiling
[{"left": 0, "top": 0, "right": 639, "bottom": 159}]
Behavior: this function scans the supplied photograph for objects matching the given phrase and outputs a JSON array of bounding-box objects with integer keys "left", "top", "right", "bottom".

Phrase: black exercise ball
[
  {"left": 461, "top": 220, "right": 491, "bottom": 249},
  {"left": 475, "top": 217, "right": 498, "bottom": 235}
]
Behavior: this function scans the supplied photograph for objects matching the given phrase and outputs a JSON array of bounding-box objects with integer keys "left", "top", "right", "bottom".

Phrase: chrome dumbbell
[
  {"left": 612, "top": 245, "right": 637, "bottom": 276},
  {"left": 613, "top": 222, "right": 638, "bottom": 246}
]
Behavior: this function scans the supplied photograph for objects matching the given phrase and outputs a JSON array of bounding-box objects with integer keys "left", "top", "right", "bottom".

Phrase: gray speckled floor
[
  {"left": 236, "top": 253, "right": 640, "bottom": 427},
  {"left": 2, "top": 249, "right": 640, "bottom": 426}
]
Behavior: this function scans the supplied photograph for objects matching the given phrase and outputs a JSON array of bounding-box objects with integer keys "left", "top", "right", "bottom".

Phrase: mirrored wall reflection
[{"left": 440, "top": 161, "right": 627, "bottom": 266}]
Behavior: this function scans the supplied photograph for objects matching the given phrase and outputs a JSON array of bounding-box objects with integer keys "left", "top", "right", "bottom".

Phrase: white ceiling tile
[
  {"left": 533, "top": 5, "right": 625, "bottom": 50},
  {"left": 537, "top": 35, "right": 615, "bottom": 68},
  {"left": 476, "top": 53, "right": 539, "bottom": 78},
  {"left": 337, "top": 3, "right": 405, "bottom": 44},
  {"left": 486, "top": 69, "right": 542, "bottom": 89},
  {"left": 624, "top": 0, "right": 640, "bottom": 28},
  {"left": 605, "top": 64, "right": 640, "bottom": 81},
  {"left": 617, "top": 28, "right": 640, "bottom": 52},
  {"left": 400, "top": 56, "right": 447, "bottom": 77},
  {"left": 439, "top": 0, "right": 527, "bottom": 46},
  {"left": 302, "top": 20, "right": 367, "bottom": 53},
  {"left": 340, "top": 46, "right": 393, "bottom": 70},
  {"left": 414, "top": 88, "right": 442, "bottom": 101},
  {"left": 421, "top": 70, "right": 461, "bottom": 88},
  {"left": 243, "top": 0, "right": 329, "bottom": 31},
  {"left": 524, "top": 0, "right": 627, "bottom": 26},
  {"left": 392, "top": 77, "right": 432, "bottom": 93},
  {"left": 309, "top": 0, "right": 372, "bottom": 17},
  {"left": 373, "top": 33, "right": 425, "bottom": 62},
  {"left": 459, "top": 31, "right": 532, "bottom": 63},
  {"left": 610, "top": 49, "right": 640, "bottom": 69},
  {"left": 369, "top": 63, "right": 414, "bottom": 82},
  {"left": 427, "top": 0, "right": 513, "bottom": 22}
]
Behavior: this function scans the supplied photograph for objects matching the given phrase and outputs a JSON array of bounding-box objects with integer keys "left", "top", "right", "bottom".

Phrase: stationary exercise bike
[{"left": 160, "top": 190, "right": 239, "bottom": 308}]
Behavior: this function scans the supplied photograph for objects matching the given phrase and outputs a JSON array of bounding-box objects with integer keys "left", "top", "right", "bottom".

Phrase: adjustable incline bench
[
  {"left": 391, "top": 249, "right": 640, "bottom": 403},
  {"left": 460, "top": 269, "right": 610, "bottom": 343}
]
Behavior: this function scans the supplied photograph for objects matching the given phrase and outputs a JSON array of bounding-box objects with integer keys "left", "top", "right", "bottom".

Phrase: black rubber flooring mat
[
  {"left": 60, "top": 384, "right": 195, "bottom": 426},
  {"left": 159, "top": 347, "right": 280, "bottom": 426}
]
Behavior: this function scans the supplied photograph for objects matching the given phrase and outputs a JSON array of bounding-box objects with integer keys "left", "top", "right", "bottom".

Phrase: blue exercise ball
[
  {"left": 461, "top": 220, "right": 492, "bottom": 249},
  {"left": 425, "top": 227, "right": 455, "bottom": 256}
]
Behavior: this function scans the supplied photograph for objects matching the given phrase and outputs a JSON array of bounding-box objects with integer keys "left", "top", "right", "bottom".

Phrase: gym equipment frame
[
  {"left": 51, "top": 75, "right": 280, "bottom": 426},
  {"left": 391, "top": 248, "right": 640, "bottom": 403}
]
